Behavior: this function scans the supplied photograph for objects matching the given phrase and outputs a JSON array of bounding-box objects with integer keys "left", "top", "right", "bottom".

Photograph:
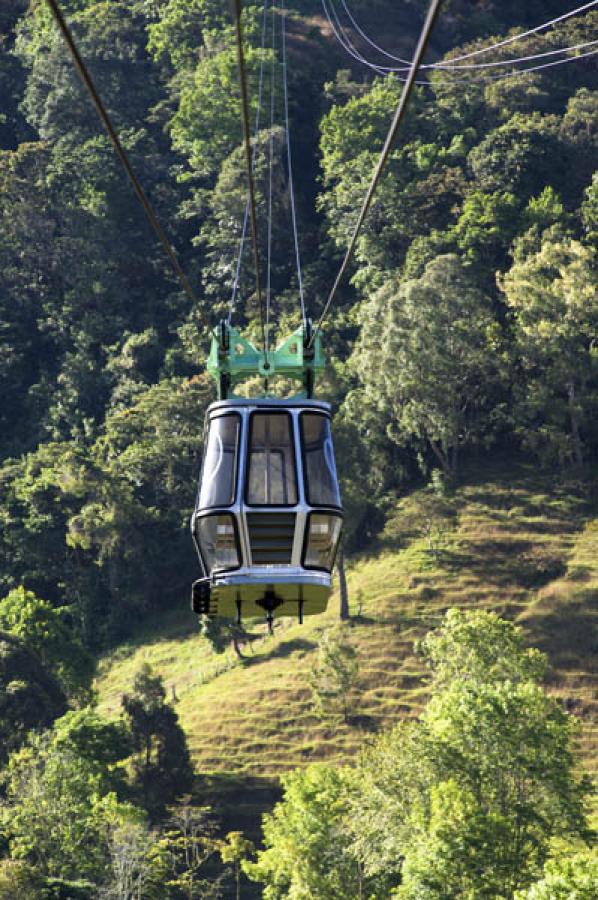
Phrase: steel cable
[
  {"left": 323, "top": 0, "right": 598, "bottom": 86},
  {"left": 337, "top": 0, "right": 598, "bottom": 70},
  {"left": 45, "top": 0, "right": 199, "bottom": 307},
  {"left": 229, "top": 0, "right": 270, "bottom": 324},
  {"left": 265, "top": 0, "right": 277, "bottom": 358},
  {"left": 311, "top": 0, "right": 444, "bottom": 347},
  {"left": 282, "top": 1, "right": 307, "bottom": 328},
  {"left": 232, "top": 0, "right": 267, "bottom": 356}
]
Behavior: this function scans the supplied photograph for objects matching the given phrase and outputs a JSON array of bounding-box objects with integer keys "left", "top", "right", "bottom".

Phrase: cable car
[{"left": 191, "top": 322, "right": 343, "bottom": 629}]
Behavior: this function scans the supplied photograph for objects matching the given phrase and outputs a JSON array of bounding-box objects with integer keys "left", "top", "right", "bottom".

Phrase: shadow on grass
[
  {"left": 525, "top": 592, "right": 598, "bottom": 672},
  {"left": 242, "top": 637, "right": 317, "bottom": 667},
  {"left": 443, "top": 541, "right": 567, "bottom": 591},
  {"left": 347, "top": 712, "right": 379, "bottom": 732},
  {"left": 348, "top": 614, "right": 377, "bottom": 626}
]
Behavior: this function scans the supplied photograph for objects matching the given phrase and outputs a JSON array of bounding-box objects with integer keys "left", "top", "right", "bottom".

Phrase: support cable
[
  {"left": 337, "top": 0, "right": 598, "bottom": 69},
  {"left": 282, "top": 2, "right": 307, "bottom": 328},
  {"left": 323, "top": 0, "right": 598, "bottom": 87},
  {"left": 232, "top": 0, "right": 267, "bottom": 356},
  {"left": 229, "top": 0, "right": 270, "bottom": 325},
  {"left": 265, "top": 0, "right": 277, "bottom": 359},
  {"left": 310, "top": 0, "right": 443, "bottom": 347},
  {"left": 45, "top": 0, "right": 199, "bottom": 307}
]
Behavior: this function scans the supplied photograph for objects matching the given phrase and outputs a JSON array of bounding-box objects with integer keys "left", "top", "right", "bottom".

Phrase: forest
[{"left": 0, "top": 0, "right": 597, "bottom": 896}]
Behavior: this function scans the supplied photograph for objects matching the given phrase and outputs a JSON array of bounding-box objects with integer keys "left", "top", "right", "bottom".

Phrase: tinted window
[
  {"left": 198, "top": 415, "right": 239, "bottom": 508},
  {"left": 300, "top": 414, "right": 340, "bottom": 506},
  {"left": 303, "top": 513, "right": 342, "bottom": 571},
  {"left": 195, "top": 514, "right": 239, "bottom": 572},
  {"left": 247, "top": 413, "right": 297, "bottom": 506}
]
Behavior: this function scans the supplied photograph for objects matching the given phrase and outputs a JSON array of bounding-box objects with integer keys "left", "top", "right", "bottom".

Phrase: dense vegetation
[{"left": 0, "top": 0, "right": 597, "bottom": 896}]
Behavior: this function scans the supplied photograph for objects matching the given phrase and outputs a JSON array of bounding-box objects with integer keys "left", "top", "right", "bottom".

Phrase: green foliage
[
  {"left": 51, "top": 707, "right": 132, "bottom": 795},
  {"left": 0, "top": 586, "right": 94, "bottom": 701},
  {"left": 501, "top": 233, "right": 598, "bottom": 468},
  {"left": 0, "top": 734, "right": 142, "bottom": 882},
  {"left": 122, "top": 663, "right": 194, "bottom": 819},
  {"left": 159, "top": 802, "right": 221, "bottom": 899},
  {"left": 221, "top": 831, "right": 255, "bottom": 900},
  {"left": 515, "top": 847, "right": 598, "bottom": 899},
  {"left": 245, "top": 764, "right": 376, "bottom": 899},
  {"left": 0, "top": 859, "right": 43, "bottom": 899},
  {"left": 251, "top": 610, "right": 593, "bottom": 899},
  {"left": 353, "top": 254, "right": 506, "bottom": 479},
  {"left": 418, "top": 607, "right": 547, "bottom": 686},
  {"left": 0, "top": 631, "right": 66, "bottom": 767},
  {"left": 308, "top": 626, "right": 359, "bottom": 722}
]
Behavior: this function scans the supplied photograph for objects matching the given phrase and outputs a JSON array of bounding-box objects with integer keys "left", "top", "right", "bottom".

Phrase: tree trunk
[
  {"left": 567, "top": 382, "right": 584, "bottom": 469},
  {"left": 231, "top": 634, "right": 245, "bottom": 659},
  {"left": 337, "top": 549, "right": 349, "bottom": 621},
  {"left": 428, "top": 438, "right": 451, "bottom": 479}
]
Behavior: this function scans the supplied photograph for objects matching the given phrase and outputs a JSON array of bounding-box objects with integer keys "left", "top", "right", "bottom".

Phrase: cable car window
[
  {"left": 195, "top": 513, "right": 240, "bottom": 572},
  {"left": 303, "top": 513, "right": 342, "bottom": 571},
  {"left": 246, "top": 413, "right": 297, "bottom": 506},
  {"left": 198, "top": 415, "right": 240, "bottom": 509},
  {"left": 300, "top": 414, "right": 340, "bottom": 507}
]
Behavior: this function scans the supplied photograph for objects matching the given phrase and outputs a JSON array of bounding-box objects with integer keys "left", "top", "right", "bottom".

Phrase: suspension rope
[
  {"left": 232, "top": 0, "right": 267, "bottom": 356},
  {"left": 45, "top": 0, "right": 199, "bottom": 307},
  {"left": 323, "top": 0, "right": 598, "bottom": 87},
  {"left": 229, "top": 0, "right": 270, "bottom": 325},
  {"left": 282, "top": 2, "right": 307, "bottom": 328},
  {"left": 338, "top": 0, "right": 598, "bottom": 69},
  {"left": 311, "top": 0, "right": 444, "bottom": 347},
  {"left": 265, "top": 0, "right": 277, "bottom": 358},
  {"left": 435, "top": 0, "right": 598, "bottom": 65}
]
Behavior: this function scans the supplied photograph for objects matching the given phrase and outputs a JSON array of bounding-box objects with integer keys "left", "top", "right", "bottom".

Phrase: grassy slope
[{"left": 96, "top": 461, "right": 598, "bottom": 832}]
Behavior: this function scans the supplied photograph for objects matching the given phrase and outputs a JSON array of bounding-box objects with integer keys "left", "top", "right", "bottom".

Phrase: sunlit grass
[{"left": 95, "top": 461, "right": 598, "bottom": 821}]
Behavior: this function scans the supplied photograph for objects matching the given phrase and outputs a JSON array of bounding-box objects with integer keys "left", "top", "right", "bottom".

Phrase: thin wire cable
[
  {"left": 229, "top": 0, "right": 270, "bottom": 324},
  {"left": 232, "top": 0, "right": 267, "bottom": 355},
  {"left": 282, "top": 1, "right": 307, "bottom": 328},
  {"left": 45, "top": 0, "right": 199, "bottom": 307},
  {"left": 265, "top": 0, "right": 277, "bottom": 358},
  {"left": 311, "top": 0, "right": 443, "bottom": 347},
  {"left": 436, "top": 0, "right": 598, "bottom": 64},
  {"left": 334, "top": 0, "right": 598, "bottom": 73},
  {"left": 338, "top": 0, "right": 598, "bottom": 68},
  {"left": 323, "top": 0, "right": 598, "bottom": 87}
]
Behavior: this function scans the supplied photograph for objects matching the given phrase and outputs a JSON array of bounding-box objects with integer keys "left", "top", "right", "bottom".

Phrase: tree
[
  {"left": 500, "top": 232, "right": 598, "bottom": 468},
  {"left": 251, "top": 611, "right": 593, "bottom": 900},
  {"left": 514, "top": 847, "right": 598, "bottom": 900},
  {"left": 354, "top": 254, "right": 505, "bottom": 480},
  {"left": 245, "top": 765, "right": 377, "bottom": 900},
  {"left": 103, "top": 818, "right": 169, "bottom": 900},
  {"left": 309, "top": 626, "right": 359, "bottom": 722},
  {"left": 0, "top": 735, "right": 141, "bottom": 884},
  {"left": 220, "top": 831, "right": 254, "bottom": 900},
  {"left": 0, "top": 861, "right": 43, "bottom": 900},
  {"left": 468, "top": 113, "right": 563, "bottom": 199},
  {"left": 162, "top": 801, "right": 221, "bottom": 900},
  {"left": 51, "top": 707, "right": 132, "bottom": 796},
  {"left": 0, "top": 586, "right": 94, "bottom": 701},
  {"left": 0, "top": 630, "right": 66, "bottom": 766},
  {"left": 122, "top": 663, "right": 194, "bottom": 820},
  {"left": 357, "top": 610, "right": 592, "bottom": 898}
]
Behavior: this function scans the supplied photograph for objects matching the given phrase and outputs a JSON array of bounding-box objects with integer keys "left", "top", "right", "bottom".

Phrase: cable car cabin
[{"left": 191, "top": 397, "right": 342, "bottom": 626}]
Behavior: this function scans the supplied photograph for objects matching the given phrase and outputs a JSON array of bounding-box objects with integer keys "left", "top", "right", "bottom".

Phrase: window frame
[
  {"left": 244, "top": 411, "right": 299, "bottom": 508},
  {"left": 299, "top": 411, "right": 342, "bottom": 510},
  {"left": 193, "top": 511, "right": 242, "bottom": 574},
  {"left": 301, "top": 510, "right": 343, "bottom": 573},
  {"left": 197, "top": 412, "right": 241, "bottom": 511}
]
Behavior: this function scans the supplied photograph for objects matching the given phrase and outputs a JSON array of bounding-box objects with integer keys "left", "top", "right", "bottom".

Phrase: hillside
[{"left": 96, "top": 460, "right": 598, "bottom": 834}]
